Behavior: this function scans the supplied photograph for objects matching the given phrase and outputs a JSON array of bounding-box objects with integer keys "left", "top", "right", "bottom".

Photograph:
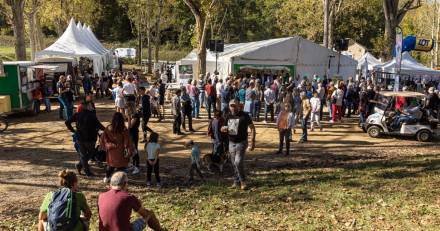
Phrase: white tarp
[
  {"left": 115, "top": 48, "right": 137, "bottom": 58},
  {"left": 374, "top": 52, "right": 440, "bottom": 79},
  {"left": 357, "top": 52, "right": 382, "bottom": 70},
  {"left": 177, "top": 36, "right": 357, "bottom": 81},
  {"left": 35, "top": 18, "right": 110, "bottom": 74}
]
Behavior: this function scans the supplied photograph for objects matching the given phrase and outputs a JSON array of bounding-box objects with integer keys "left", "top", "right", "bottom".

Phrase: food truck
[{"left": 0, "top": 61, "right": 57, "bottom": 115}]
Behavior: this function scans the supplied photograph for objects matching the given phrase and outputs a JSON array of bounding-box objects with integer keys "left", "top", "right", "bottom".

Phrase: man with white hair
[{"left": 98, "top": 172, "right": 164, "bottom": 231}]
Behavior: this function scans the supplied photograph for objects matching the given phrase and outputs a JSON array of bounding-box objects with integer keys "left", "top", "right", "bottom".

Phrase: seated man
[
  {"left": 392, "top": 106, "right": 420, "bottom": 130},
  {"left": 98, "top": 171, "right": 164, "bottom": 231}
]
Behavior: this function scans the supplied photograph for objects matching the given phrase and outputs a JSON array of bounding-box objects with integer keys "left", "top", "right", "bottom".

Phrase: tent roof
[
  {"left": 36, "top": 19, "right": 101, "bottom": 58},
  {"left": 374, "top": 52, "right": 440, "bottom": 76},
  {"left": 181, "top": 37, "right": 356, "bottom": 65},
  {"left": 357, "top": 52, "right": 382, "bottom": 70}
]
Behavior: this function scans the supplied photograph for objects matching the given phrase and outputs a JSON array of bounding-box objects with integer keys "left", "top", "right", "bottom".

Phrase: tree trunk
[
  {"left": 34, "top": 12, "right": 44, "bottom": 51},
  {"left": 137, "top": 24, "right": 142, "bottom": 65},
  {"left": 323, "top": 0, "right": 330, "bottom": 48},
  {"left": 28, "top": 12, "right": 36, "bottom": 61},
  {"left": 383, "top": 0, "right": 421, "bottom": 59},
  {"left": 435, "top": 0, "right": 440, "bottom": 68},
  {"left": 147, "top": 28, "right": 153, "bottom": 74},
  {"left": 195, "top": 17, "right": 208, "bottom": 80},
  {"left": 154, "top": 0, "right": 163, "bottom": 64},
  {"left": 329, "top": 5, "right": 334, "bottom": 49},
  {"left": 7, "top": 0, "right": 27, "bottom": 60}
]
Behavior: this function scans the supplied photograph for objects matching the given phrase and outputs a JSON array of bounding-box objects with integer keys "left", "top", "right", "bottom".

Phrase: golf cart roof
[{"left": 379, "top": 91, "right": 426, "bottom": 97}]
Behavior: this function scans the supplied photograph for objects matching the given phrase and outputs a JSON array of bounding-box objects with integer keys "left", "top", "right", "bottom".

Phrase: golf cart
[{"left": 362, "top": 91, "right": 439, "bottom": 142}]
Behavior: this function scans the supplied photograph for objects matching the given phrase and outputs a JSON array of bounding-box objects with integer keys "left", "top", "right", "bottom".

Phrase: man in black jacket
[
  {"left": 139, "top": 87, "right": 154, "bottom": 142},
  {"left": 65, "top": 100, "right": 105, "bottom": 176}
]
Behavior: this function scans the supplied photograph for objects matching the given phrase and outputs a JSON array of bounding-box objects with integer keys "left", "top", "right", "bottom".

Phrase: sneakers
[
  {"left": 230, "top": 182, "right": 239, "bottom": 189},
  {"left": 132, "top": 167, "right": 140, "bottom": 175},
  {"left": 146, "top": 181, "right": 152, "bottom": 187},
  {"left": 156, "top": 183, "right": 162, "bottom": 188},
  {"left": 329, "top": 120, "right": 335, "bottom": 123},
  {"left": 103, "top": 177, "right": 110, "bottom": 184},
  {"left": 240, "top": 182, "right": 247, "bottom": 190},
  {"left": 263, "top": 120, "right": 267, "bottom": 124}
]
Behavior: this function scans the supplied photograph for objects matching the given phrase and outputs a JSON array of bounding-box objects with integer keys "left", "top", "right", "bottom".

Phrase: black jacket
[{"left": 65, "top": 110, "right": 104, "bottom": 142}]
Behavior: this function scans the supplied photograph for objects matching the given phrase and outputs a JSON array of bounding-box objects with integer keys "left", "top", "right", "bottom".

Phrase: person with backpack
[
  {"left": 66, "top": 98, "right": 105, "bottom": 177},
  {"left": 38, "top": 170, "right": 91, "bottom": 231}
]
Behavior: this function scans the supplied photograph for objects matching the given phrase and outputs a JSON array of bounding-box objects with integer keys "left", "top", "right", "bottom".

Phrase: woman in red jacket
[{"left": 101, "top": 112, "right": 134, "bottom": 183}]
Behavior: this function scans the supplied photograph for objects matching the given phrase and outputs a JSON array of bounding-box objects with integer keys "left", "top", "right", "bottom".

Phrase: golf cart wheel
[
  {"left": 367, "top": 125, "right": 382, "bottom": 138},
  {"left": 0, "top": 117, "right": 8, "bottom": 133},
  {"left": 416, "top": 130, "right": 431, "bottom": 142}
]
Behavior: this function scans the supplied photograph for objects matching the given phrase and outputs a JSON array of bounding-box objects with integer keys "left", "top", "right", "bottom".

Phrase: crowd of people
[{"left": 36, "top": 68, "right": 440, "bottom": 230}]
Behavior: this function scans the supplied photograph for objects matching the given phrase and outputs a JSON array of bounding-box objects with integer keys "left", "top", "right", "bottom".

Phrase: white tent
[
  {"left": 176, "top": 36, "right": 357, "bottom": 81},
  {"left": 373, "top": 52, "right": 440, "bottom": 79},
  {"left": 357, "top": 52, "right": 381, "bottom": 71},
  {"left": 35, "top": 18, "right": 110, "bottom": 74}
]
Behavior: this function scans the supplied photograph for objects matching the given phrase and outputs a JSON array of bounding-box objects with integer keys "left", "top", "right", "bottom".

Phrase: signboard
[
  {"left": 414, "top": 38, "right": 434, "bottom": 52},
  {"left": 394, "top": 28, "right": 403, "bottom": 92},
  {"left": 0, "top": 60, "right": 5, "bottom": 77}
]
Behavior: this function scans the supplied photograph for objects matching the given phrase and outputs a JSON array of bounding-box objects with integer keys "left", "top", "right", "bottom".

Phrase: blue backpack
[{"left": 47, "top": 188, "right": 78, "bottom": 231}]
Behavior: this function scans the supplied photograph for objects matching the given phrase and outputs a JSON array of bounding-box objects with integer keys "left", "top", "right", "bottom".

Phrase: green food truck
[{"left": 0, "top": 61, "right": 54, "bottom": 115}]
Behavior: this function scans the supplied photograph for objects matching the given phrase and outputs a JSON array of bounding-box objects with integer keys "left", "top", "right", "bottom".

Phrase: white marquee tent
[
  {"left": 357, "top": 52, "right": 382, "bottom": 71},
  {"left": 35, "top": 18, "right": 113, "bottom": 74},
  {"left": 176, "top": 36, "right": 357, "bottom": 81},
  {"left": 373, "top": 52, "right": 440, "bottom": 79}
]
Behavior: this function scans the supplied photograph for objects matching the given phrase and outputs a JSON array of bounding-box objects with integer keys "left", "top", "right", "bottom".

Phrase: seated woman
[{"left": 38, "top": 170, "right": 92, "bottom": 231}]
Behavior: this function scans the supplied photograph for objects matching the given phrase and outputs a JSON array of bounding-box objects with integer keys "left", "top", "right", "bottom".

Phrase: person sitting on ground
[
  {"left": 98, "top": 171, "right": 164, "bottom": 231},
  {"left": 185, "top": 140, "right": 204, "bottom": 183},
  {"left": 38, "top": 170, "right": 91, "bottom": 231}
]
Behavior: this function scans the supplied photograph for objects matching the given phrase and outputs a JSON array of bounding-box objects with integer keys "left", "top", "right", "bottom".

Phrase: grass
[
  {"left": 69, "top": 155, "right": 440, "bottom": 230},
  {"left": 0, "top": 47, "right": 31, "bottom": 61}
]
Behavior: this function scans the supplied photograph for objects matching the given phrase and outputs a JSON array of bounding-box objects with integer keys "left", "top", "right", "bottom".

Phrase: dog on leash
[{"left": 202, "top": 152, "right": 229, "bottom": 174}]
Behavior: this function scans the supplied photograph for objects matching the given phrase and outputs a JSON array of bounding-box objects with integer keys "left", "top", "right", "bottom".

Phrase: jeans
[
  {"left": 147, "top": 159, "right": 160, "bottom": 183},
  {"left": 142, "top": 115, "right": 153, "bottom": 140},
  {"left": 199, "top": 91, "right": 206, "bottom": 108},
  {"left": 43, "top": 98, "right": 51, "bottom": 112},
  {"left": 229, "top": 141, "right": 247, "bottom": 183},
  {"left": 264, "top": 103, "right": 274, "bottom": 122},
  {"left": 189, "top": 162, "right": 204, "bottom": 180},
  {"left": 181, "top": 111, "right": 193, "bottom": 130},
  {"left": 278, "top": 129, "right": 290, "bottom": 155},
  {"left": 173, "top": 114, "right": 182, "bottom": 134},
  {"left": 78, "top": 141, "right": 96, "bottom": 175},
  {"left": 207, "top": 95, "right": 215, "bottom": 119},
  {"left": 300, "top": 117, "right": 308, "bottom": 141},
  {"left": 221, "top": 102, "right": 229, "bottom": 115},
  {"left": 253, "top": 101, "right": 261, "bottom": 120},
  {"left": 58, "top": 96, "right": 73, "bottom": 120},
  {"left": 191, "top": 96, "right": 200, "bottom": 118},
  {"left": 359, "top": 111, "right": 366, "bottom": 124},
  {"left": 131, "top": 218, "right": 146, "bottom": 231},
  {"left": 326, "top": 100, "right": 332, "bottom": 120},
  {"left": 345, "top": 101, "right": 354, "bottom": 117}
]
